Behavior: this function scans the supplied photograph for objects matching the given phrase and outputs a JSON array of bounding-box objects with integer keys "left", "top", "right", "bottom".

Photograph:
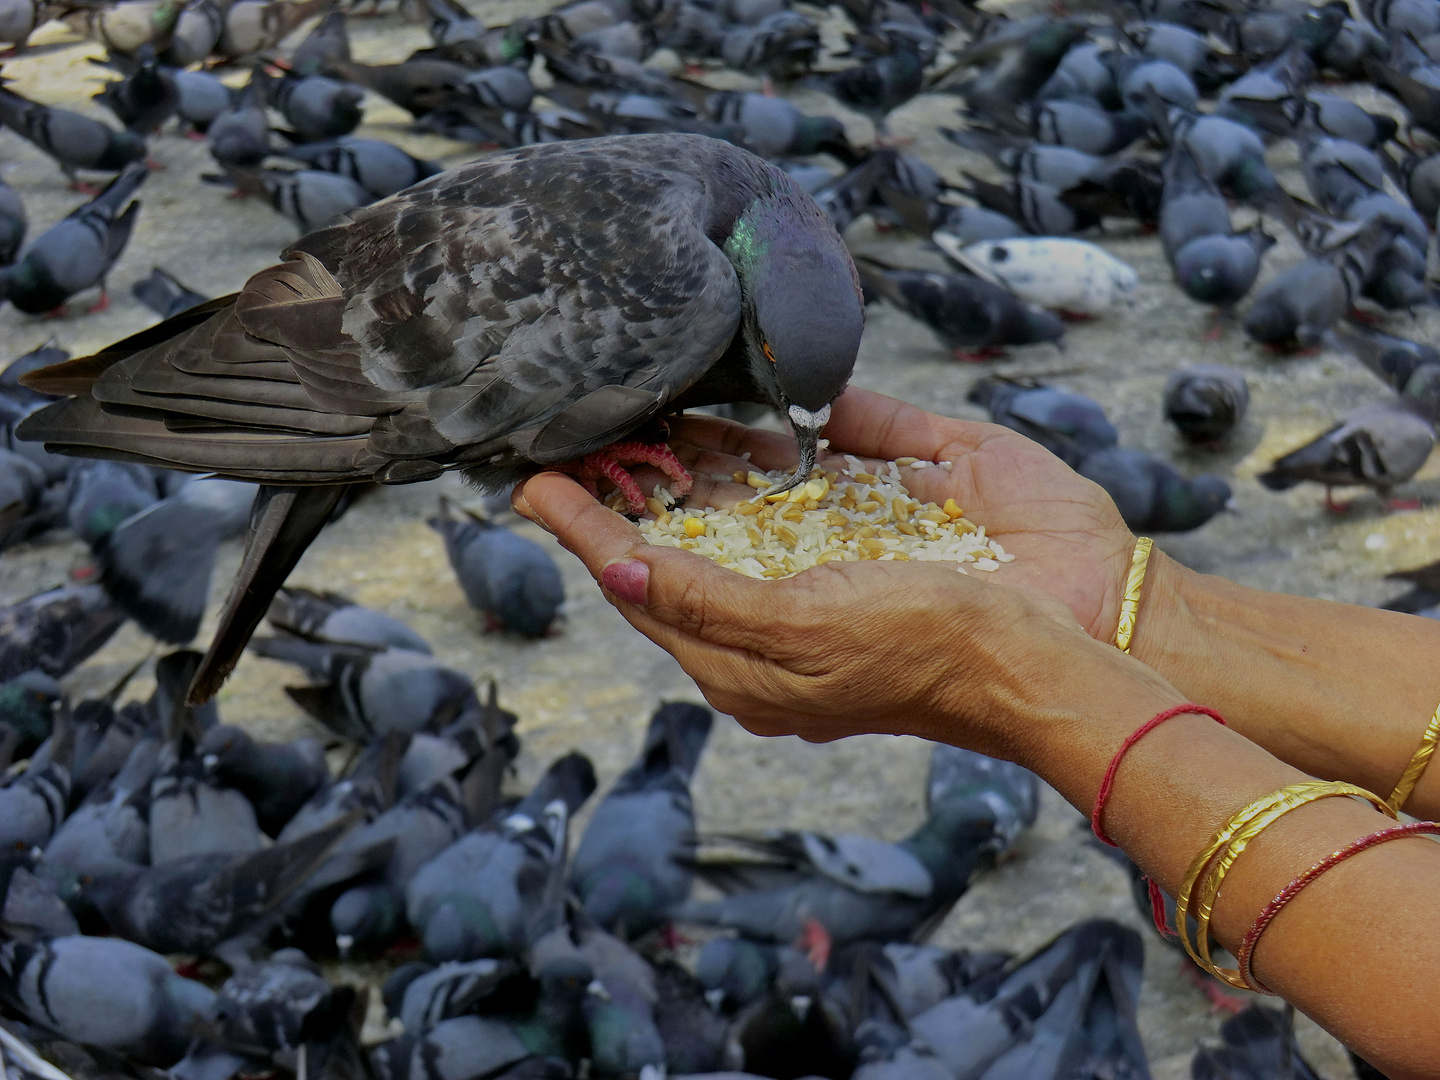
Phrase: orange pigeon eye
[{"left": 762, "top": 341, "right": 777, "bottom": 364}]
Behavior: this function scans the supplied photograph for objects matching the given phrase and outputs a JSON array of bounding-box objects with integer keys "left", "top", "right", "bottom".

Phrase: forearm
[
  {"left": 1016, "top": 668, "right": 1440, "bottom": 1079},
  {"left": 1128, "top": 550, "right": 1440, "bottom": 818}
]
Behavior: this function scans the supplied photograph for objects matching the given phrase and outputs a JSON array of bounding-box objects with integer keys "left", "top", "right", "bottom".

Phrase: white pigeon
[{"left": 934, "top": 234, "right": 1139, "bottom": 317}]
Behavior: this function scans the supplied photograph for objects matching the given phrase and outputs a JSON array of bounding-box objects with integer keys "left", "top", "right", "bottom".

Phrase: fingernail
[
  {"left": 601, "top": 559, "right": 648, "bottom": 606},
  {"left": 512, "top": 490, "right": 552, "bottom": 533}
]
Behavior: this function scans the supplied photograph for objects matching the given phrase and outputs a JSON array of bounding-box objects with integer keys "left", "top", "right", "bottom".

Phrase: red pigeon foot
[
  {"left": 1201, "top": 313, "right": 1225, "bottom": 342},
  {"left": 1387, "top": 498, "right": 1423, "bottom": 511},
  {"left": 1059, "top": 310, "right": 1095, "bottom": 322},
  {"left": 796, "top": 916, "right": 832, "bottom": 973},
  {"left": 952, "top": 347, "right": 1006, "bottom": 363},
  {"left": 1347, "top": 308, "right": 1383, "bottom": 326},
  {"left": 145, "top": 157, "right": 166, "bottom": 171},
  {"left": 68, "top": 181, "right": 103, "bottom": 196},
  {"left": 1324, "top": 489, "right": 1353, "bottom": 515},
  {"left": 86, "top": 291, "right": 110, "bottom": 315},
  {"left": 1181, "top": 959, "right": 1248, "bottom": 1014},
  {"left": 563, "top": 440, "right": 694, "bottom": 514}
]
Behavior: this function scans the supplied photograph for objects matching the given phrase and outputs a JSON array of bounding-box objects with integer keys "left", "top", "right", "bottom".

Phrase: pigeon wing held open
[{"left": 17, "top": 133, "right": 864, "bottom": 704}]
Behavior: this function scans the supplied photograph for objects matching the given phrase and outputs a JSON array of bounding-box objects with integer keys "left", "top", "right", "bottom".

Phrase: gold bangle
[
  {"left": 1114, "top": 536, "right": 1154, "bottom": 653},
  {"left": 1386, "top": 701, "right": 1440, "bottom": 814},
  {"left": 1187, "top": 781, "right": 1395, "bottom": 989}
]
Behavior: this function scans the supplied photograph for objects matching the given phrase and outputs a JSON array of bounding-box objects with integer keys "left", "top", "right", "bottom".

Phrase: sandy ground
[{"left": 2, "top": 2, "right": 1433, "bottom": 1074}]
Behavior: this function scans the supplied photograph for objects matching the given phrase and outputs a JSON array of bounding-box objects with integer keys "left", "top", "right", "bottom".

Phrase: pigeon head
[
  {"left": 726, "top": 192, "right": 863, "bottom": 494},
  {"left": 1162, "top": 473, "right": 1232, "bottom": 531},
  {"left": 98, "top": 129, "right": 147, "bottom": 172}
]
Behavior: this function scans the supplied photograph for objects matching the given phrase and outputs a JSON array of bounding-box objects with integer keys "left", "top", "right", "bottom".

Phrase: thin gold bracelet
[
  {"left": 1114, "top": 536, "right": 1154, "bottom": 654},
  {"left": 1186, "top": 782, "right": 1395, "bottom": 989},
  {"left": 1386, "top": 701, "right": 1440, "bottom": 814}
]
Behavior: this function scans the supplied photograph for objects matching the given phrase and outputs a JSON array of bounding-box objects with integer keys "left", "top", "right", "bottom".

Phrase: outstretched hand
[{"left": 513, "top": 387, "right": 1147, "bottom": 755}]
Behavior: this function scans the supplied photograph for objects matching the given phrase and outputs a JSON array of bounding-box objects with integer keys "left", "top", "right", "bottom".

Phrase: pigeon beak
[
  {"left": 764, "top": 404, "right": 831, "bottom": 498},
  {"left": 201, "top": 753, "right": 219, "bottom": 770},
  {"left": 1224, "top": 496, "right": 1240, "bottom": 512},
  {"left": 335, "top": 934, "right": 354, "bottom": 958},
  {"left": 789, "top": 994, "right": 813, "bottom": 1021},
  {"left": 587, "top": 979, "right": 612, "bottom": 1001},
  {"left": 704, "top": 988, "right": 726, "bottom": 1011}
]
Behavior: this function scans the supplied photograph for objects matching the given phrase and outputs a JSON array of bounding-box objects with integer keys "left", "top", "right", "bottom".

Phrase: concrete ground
[{"left": 2, "top": 2, "right": 1430, "bottom": 1074}]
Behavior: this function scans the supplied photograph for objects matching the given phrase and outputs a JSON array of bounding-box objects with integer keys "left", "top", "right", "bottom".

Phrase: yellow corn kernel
[
  {"left": 943, "top": 498, "right": 964, "bottom": 520},
  {"left": 774, "top": 524, "right": 799, "bottom": 545},
  {"left": 955, "top": 517, "right": 977, "bottom": 533},
  {"left": 890, "top": 552, "right": 911, "bottom": 560},
  {"left": 859, "top": 538, "right": 886, "bottom": 555},
  {"left": 679, "top": 540, "right": 696, "bottom": 550},
  {"left": 746, "top": 472, "right": 770, "bottom": 489},
  {"left": 732, "top": 471, "right": 747, "bottom": 483},
  {"left": 747, "top": 527, "right": 762, "bottom": 547},
  {"left": 804, "top": 477, "right": 830, "bottom": 501},
  {"left": 918, "top": 509, "right": 948, "bottom": 524},
  {"left": 891, "top": 497, "right": 910, "bottom": 521},
  {"left": 780, "top": 506, "right": 804, "bottom": 523},
  {"left": 840, "top": 493, "right": 858, "bottom": 510},
  {"left": 802, "top": 498, "right": 820, "bottom": 512},
  {"left": 656, "top": 511, "right": 671, "bottom": 528},
  {"left": 824, "top": 470, "right": 841, "bottom": 485},
  {"left": 837, "top": 528, "right": 857, "bottom": 543},
  {"left": 856, "top": 526, "right": 876, "bottom": 539},
  {"left": 853, "top": 471, "right": 877, "bottom": 484},
  {"left": 816, "top": 550, "right": 848, "bottom": 563},
  {"left": 825, "top": 510, "right": 848, "bottom": 527},
  {"left": 734, "top": 501, "right": 761, "bottom": 517},
  {"left": 895, "top": 456, "right": 917, "bottom": 466},
  {"left": 645, "top": 497, "right": 666, "bottom": 517},
  {"left": 857, "top": 500, "right": 882, "bottom": 514},
  {"left": 896, "top": 521, "right": 918, "bottom": 536},
  {"left": 683, "top": 517, "right": 706, "bottom": 538}
]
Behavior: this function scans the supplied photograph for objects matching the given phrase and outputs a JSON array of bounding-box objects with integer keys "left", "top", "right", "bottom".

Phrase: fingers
[
  {"left": 824, "top": 387, "right": 996, "bottom": 463},
  {"left": 670, "top": 413, "right": 802, "bottom": 471},
  {"left": 513, "top": 471, "right": 645, "bottom": 568}
]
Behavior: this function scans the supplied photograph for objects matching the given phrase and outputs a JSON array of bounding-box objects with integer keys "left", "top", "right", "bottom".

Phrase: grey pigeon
[
  {"left": 0, "top": 175, "right": 26, "bottom": 266},
  {"left": 276, "top": 136, "right": 442, "bottom": 200},
  {"left": 271, "top": 74, "right": 364, "bottom": 141},
  {"left": 199, "top": 723, "right": 329, "bottom": 837},
  {"left": 1258, "top": 401, "right": 1436, "bottom": 506},
  {"left": 960, "top": 173, "right": 1097, "bottom": 235},
  {"left": 0, "top": 936, "right": 217, "bottom": 1065},
  {"left": 96, "top": 474, "right": 255, "bottom": 644},
  {"left": 202, "top": 948, "right": 355, "bottom": 1063},
  {"left": 695, "top": 936, "right": 787, "bottom": 1011},
  {"left": 65, "top": 459, "right": 159, "bottom": 546},
  {"left": 0, "top": 755, "right": 69, "bottom": 850},
  {"left": 1301, "top": 133, "right": 1386, "bottom": 215},
  {"left": 0, "top": 85, "right": 146, "bottom": 187},
  {"left": 1193, "top": 1005, "right": 1324, "bottom": 1080},
  {"left": 945, "top": 17, "right": 1090, "bottom": 128},
  {"left": 0, "top": 163, "right": 147, "bottom": 315},
  {"left": 0, "top": 448, "right": 47, "bottom": 544},
  {"left": 580, "top": 925, "right": 667, "bottom": 1077},
  {"left": 720, "top": 10, "right": 820, "bottom": 80},
  {"left": 1170, "top": 111, "right": 1278, "bottom": 206},
  {"left": 0, "top": 0, "right": 44, "bottom": 50},
  {"left": 706, "top": 91, "right": 855, "bottom": 162},
  {"left": 966, "top": 375, "right": 1117, "bottom": 469},
  {"left": 1332, "top": 324, "right": 1440, "bottom": 395},
  {"left": 1078, "top": 447, "right": 1231, "bottom": 532},
  {"left": 132, "top": 266, "right": 207, "bottom": 318},
  {"left": 858, "top": 920, "right": 1146, "bottom": 1080},
  {"left": 571, "top": 701, "right": 712, "bottom": 937},
  {"left": 290, "top": 9, "right": 350, "bottom": 76},
  {"left": 1, "top": 849, "right": 79, "bottom": 940},
  {"left": 1160, "top": 145, "right": 1273, "bottom": 310},
  {"left": 253, "top": 168, "right": 372, "bottom": 233},
  {"left": 148, "top": 765, "right": 264, "bottom": 865},
  {"left": 856, "top": 257, "right": 1063, "bottom": 360},
  {"left": 268, "top": 586, "right": 433, "bottom": 654},
  {"left": 428, "top": 497, "right": 565, "bottom": 638},
  {"left": 172, "top": 69, "right": 233, "bottom": 133},
  {"left": 161, "top": 0, "right": 223, "bottom": 67},
  {"left": 20, "top": 134, "right": 864, "bottom": 706},
  {"left": 1117, "top": 56, "right": 1198, "bottom": 112},
  {"left": 248, "top": 636, "right": 480, "bottom": 742},
  {"left": 1386, "top": 145, "right": 1440, "bottom": 221},
  {"left": 0, "top": 670, "right": 60, "bottom": 758},
  {"left": 385, "top": 957, "right": 517, "bottom": 1033},
  {"left": 1303, "top": 91, "right": 1397, "bottom": 147},
  {"left": 207, "top": 72, "right": 269, "bottom": 168},
  {"left": 925, "top": 743, "right": 1039, "bottom": 852},
  {"left": 1164, "top": 364, "right": 1250, "bottom": 443},
  {"left": 0, "top": 584, "right": 126, "bottom": 682},
  {"left": 460, "top": 65, "right": 536, "bottom": 111},
  {"left": 406, "top": 753, "right": 596, "bottom": 961},
  {"left": 81, "top": 811, "right": 360, "bottom": 956},
  {"left": 677, "top": 792, "right": 1006, "bottom": 947},
  {"left": 276, "top": 731, "right": 409, "bottom": 844},
  {"left": 1033, "top": 98, "right": 1149, "bottom": 156},
  {"left": 39, "top": 736, "right": 157, "bottom": 893}
]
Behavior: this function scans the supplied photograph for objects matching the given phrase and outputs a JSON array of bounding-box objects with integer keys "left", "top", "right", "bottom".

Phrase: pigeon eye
[{"left": 761, "top": 341, "right": 777, "bottom": 365}]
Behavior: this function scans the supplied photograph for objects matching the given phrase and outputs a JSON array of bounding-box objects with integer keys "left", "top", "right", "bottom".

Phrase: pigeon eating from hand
[{"left": 19, "top": 133, "right": 864, "bottom": 705}]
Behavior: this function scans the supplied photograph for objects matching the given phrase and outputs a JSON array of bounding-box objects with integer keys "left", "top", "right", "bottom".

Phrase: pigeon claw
[
  {"left": 1180, "top": 958, "right": 1248, "bottom": 1015},
  {"left": 564, "top": 441, "right": 694, "bottom": 515},
  {"left": 796, "top": 916, "right": 832, "bottom": 973},
  {"left": 952, "top": 347, "right": 1007, "bottom": 363}
]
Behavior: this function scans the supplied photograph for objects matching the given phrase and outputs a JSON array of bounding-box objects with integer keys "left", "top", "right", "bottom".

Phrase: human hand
[{"left": 513, "top": 388, "right": 1173, "bottom": 762}]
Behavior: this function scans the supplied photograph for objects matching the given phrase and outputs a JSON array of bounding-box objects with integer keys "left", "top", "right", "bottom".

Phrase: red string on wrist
[
  {"left": 1235, "top": 821, "right": 1440, "bottom": 993},
  {"left": 1091, "top": 704, "right": 1226, "bottom": 846}
]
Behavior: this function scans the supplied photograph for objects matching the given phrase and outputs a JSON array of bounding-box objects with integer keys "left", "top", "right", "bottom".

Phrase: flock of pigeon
[{"left": 0, "top": 0, "right": 1439, "bottom": 1074}]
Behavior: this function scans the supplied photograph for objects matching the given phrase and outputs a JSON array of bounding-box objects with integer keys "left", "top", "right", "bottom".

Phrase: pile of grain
[{"left": 638, "top": 455, "right": 1016, "bottom": 579}]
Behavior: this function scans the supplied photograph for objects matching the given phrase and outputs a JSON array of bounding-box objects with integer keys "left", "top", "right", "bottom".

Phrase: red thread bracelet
[
  {"left": 1235, "top": 821, "right": 1440, "bottom": 993},
  {"left": 1091, "top": 704, "right": 1226, "bottom": 846}
]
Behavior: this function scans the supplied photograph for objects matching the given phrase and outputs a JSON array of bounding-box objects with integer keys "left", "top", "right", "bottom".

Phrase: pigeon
[
  {"left": 0, "top": 163, "right": 147, "bottom": 316},
  {"left": 966, "top": 375, "right": 1117, "bottom": 469},
  {"left": 578, "top": 925, "right": 668, "bottom": 1077},
  {"left": 1243, "top": 219, "right": 1398, "bottom": 349},
  {"left": 1, "top": 848, "right": 79, "bottom": 940},
  {"left": 676, "top": 791, "right": 1006, "bottom": 947},
  {"left": 695, "top": 936, "right": 789, "bottom": 1011},
  {"left": 96, "top": 474, "right": 256, "bottom": 644},
  {"left": 1164, "top": 364, "right": 1250, "bottom": 443},
  {"left": 0, "top": 670, "right": 60, "bottom": 758},
  {"left": 213, "top": 0, "right": 331, "bottom": 62},
  {"left": 215, "top": 167, "right": 371, "bottom": 234},
  {"left": 1192, "top": 1005, "right": 1323, "bottom": 1080},
  {"left": 327, "top": 55, "right": 473, "bottom": 118},
  {"left": 148, "top": 764, "right": 264, "bottom": 865},
  {"left": 249, "top": 636, "right": 481, "bottom": 742},
  {"left": 159, "top": 0, "right": 222, "bottom": 67},
  {"left": 1303, "top": 90, "right": 1397, "bottom": 148},
  {"left": 959, "top": 173, "right": 1098, "bottom": 235},
  {"left": 20, "top": 133, "right": 864, "bottom": 705},
  {"left": 0, "top": 936, "right": 217, "bottom": 1065},
  {"left": 384, "top": 957, "right": 518, "bottom": 1033},
  {"left": 705, "top": 91, "right": 857, "bottom": 162},
  {"left": 132, "top": 266, "right": 207, "bottom": 319},
  {"left": 406, "top": 753, "right": 597, "bottom": 962},
  {"left": 0, "top": 584, "right": 127, "bottom": 683},
  {"left": 1258, "top": 401, "right": 1436, "bottom": 508},
  {"left": 651, "top": 960, "right": 730, "bottom": 1074},
  {"left": 0, "top": 85, "right": 147, "bottom": 188},
  {"left": 204, "top": 948, "right": 354, "bottom": 1063},
  {"left": 275, "top": 137, "right": 442, "bottom": 200},
  {"left": 267, "top": 586, "right": 434, "bottom": 655},
  {"left": 1033, "top": 98, "right": 1150, "bottom": 156},
  {"left": 1078, "top": 447, "right": 1232, "bottom": 532},
  {"left": 855, "top": 256, "right": 1064, "bottom": 360},
  {"left": 941, "top": 17, "right": 1089, "bottom": 125},
  {"left": 0, "top": 174, "right": 26, "bottom": 266},
  {"left": 0, "top": 754, "right": 70, "bottom": 850},
  {"left": 0, "top": 0, "right": 45, "bottom": 51},
  {"left": 289, "top": 8, "right": 350, "bottom": 76},
  {"left": 65, "top": 459, "right": 160, "bottom": 546},
  {"left": 571, "top": 701, "right": 713, "bottom": 937},
  {"left": 93, "top": 47, "right": 177, "bottom": 136},
  {"left": 1171, "top": 111, "right": 1279, "bottom": 205},
  {"left": 1332, "top": 324, "right": 1440, "bottom": 396},
  {"left": 858, "top": 920, "right": 1147, "bottom": 1080},
  {"left": 1383, "top": 556, "right": 1440, "bottom": 613},
  {"left": 0, "top": 449, "right": 48, "bottom": 544},
  {"left": 271, "top": 75, "right": 365, "bottom": 142},
  {"left": 818, "top": 44, "right": 924, "bottom": 131},
  {"left": 207, "top": 72, "right": 270, "bottom": 168},
  {"left": 933, "top": 235, "right": 1137, "bottom": 317},
  {"left": 276, "top": 731, "right": 409, "bottom": 844},
  {"left": 925, "top": 743, "right": 1039, "bottom": 852},
  {"left": 428, "top": 497, "right": 565, "bottom": 638},
  {"left": 198, "top": 724, "right": 329, "bottom": 837},
  {"left": 171, "top": 69, "right": 233, "bottom": 133},
  {"left": 80, "top": 810, "right": 360, "bottom": 957},
  {"left": 720, "top": 10, "right": 821, "bottom": 80}
]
